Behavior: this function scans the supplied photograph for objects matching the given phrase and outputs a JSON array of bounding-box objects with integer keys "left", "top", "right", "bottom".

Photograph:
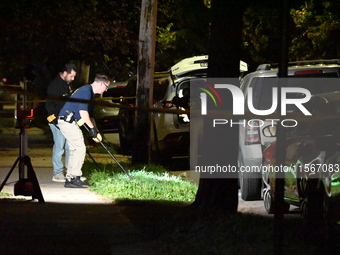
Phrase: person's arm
[
  {"left": 79, "top": 110, "right": 102, "bottom": 142},
  {"left": 79, "top": 110, "right": 95, "bottom": 128}
]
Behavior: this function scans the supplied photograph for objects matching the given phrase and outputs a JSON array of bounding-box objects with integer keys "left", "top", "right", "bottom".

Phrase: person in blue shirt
[
  {"left": 58, "top": 74, "right": 109, "bottom": 188},
  {"left": 46, "top": 63, "right": 77, "bottom": 182}
]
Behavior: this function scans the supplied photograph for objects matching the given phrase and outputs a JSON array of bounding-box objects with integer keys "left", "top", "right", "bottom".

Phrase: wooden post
[{"left": 132, "top": 0, "right": 158, "bottom": 163}]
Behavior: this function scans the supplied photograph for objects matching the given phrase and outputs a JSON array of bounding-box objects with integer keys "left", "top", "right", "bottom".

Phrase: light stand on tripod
[{"left": 0, "top": 79, "right": 44, "bottom": 203}]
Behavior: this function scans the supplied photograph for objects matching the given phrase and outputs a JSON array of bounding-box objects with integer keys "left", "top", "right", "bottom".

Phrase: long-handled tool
[
  {"left": 80, "top": 121, "right": 130, "bottom": 177},
  {"left": 97, "top": 139, "right": 131, "bottom": 177}
]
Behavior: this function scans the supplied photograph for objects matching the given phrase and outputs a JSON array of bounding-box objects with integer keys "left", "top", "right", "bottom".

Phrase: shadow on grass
[{"left": 116, "top": 199, "right": 340, "bottom": 255}]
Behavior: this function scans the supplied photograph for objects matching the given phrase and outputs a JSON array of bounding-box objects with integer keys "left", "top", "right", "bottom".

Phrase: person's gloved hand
[
  {"left": 92, "top": 133, "right": 102, "bottom": 143},
  {"left": 88, "top": 127, "right": 102, "bottom": 143}
]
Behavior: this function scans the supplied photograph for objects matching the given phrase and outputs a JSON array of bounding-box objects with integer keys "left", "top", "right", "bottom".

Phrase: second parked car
[
  {"left": 238, "top": 59, "right": 340, "bottom": 201},
  {"left": 94, "top": 81, "right": 127, "bottom": 134},
  {"left": 261, "top": 91, "right": 340, "bottom": 229}
]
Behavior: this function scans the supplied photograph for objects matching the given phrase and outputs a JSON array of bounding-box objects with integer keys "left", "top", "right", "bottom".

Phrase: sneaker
[
  {"left": 64, "top": 176, "right": 90, "bottom": 188},
  {"left": 52, "top": 172, "right": 66, "bottom": 182}
]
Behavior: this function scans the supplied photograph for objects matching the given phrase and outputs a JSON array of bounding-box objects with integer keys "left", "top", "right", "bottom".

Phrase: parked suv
[
  {"left": 157, "top": 56, "right": 248, "bottom": 162},
  {"left": 118, "top": 56, "right": 248, "bottom": 163},
  {"left": 239, "top": 59, "right": 340, "bottom": 201}
]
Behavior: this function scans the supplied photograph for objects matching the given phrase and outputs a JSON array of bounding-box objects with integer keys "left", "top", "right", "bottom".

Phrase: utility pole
[{"left": 132, "top": 0, "right": 158, "bottom": 163}]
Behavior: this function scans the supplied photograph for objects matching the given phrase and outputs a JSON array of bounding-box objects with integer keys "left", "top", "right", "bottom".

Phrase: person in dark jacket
[{"left": 45, "top": 63, "right": 77, "bottom": 182}]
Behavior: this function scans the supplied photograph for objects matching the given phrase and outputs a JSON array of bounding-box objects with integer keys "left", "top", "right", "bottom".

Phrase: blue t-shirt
[{"left": 59, "top": 84, "right": 94, "bottom": 120}]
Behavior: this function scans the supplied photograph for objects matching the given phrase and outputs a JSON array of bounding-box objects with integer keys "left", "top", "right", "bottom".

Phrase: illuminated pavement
[
  {"left": 0, "top": 151, "right": 163, "bottom": 255},
  {"left": 0, "top": 131, "right": 163, "bottom": 254},
  {"left": 0, "top": 128, "right": 274, "bottom": 254}
]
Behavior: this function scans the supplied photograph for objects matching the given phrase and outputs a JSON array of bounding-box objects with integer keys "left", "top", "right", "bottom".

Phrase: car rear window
[
  {"left": 249, "top": 75, "right": 340, "bottom": 111},
  {"left": 123, "top": 75, "right": 171, "bottom": 104}
]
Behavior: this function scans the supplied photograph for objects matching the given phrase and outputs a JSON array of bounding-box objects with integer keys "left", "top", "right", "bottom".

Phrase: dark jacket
[{"left": 45, "top": 75, "right": 72, "bottom": 118}]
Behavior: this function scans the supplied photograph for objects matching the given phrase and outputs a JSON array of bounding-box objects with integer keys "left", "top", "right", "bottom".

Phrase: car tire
[
  {"left": 240, "top": 171, "right": 262, "bottom": 201},
  {"left": 262, "top": 172, "right": 290, "bottom": 214},
  {"left": 262, "top": 169, "right": 274, "bottom": 213}
]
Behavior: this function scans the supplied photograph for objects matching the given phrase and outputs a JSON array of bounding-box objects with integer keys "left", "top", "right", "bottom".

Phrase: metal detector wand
[
  {"left": 97, "top": 140, "right": 131, "bottom": 177},
  {"left": 79, "top": 119, "right": 130, "bottom": 177}
]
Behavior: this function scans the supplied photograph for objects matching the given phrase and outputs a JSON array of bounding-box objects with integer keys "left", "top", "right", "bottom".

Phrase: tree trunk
[{"left": 192, "top": 0, "right": 247, "bottom": 213}]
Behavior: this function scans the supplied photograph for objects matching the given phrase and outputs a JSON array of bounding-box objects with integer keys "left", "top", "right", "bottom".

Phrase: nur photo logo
[
  {"left": 192, "top": 78, "right": 314, "bottom": 128},
  {"left": 198, "top": 83, "right": 223, "bottom": 115}
]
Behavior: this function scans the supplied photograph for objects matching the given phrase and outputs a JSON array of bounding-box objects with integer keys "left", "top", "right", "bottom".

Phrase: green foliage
[
  {"left": 243, "top": 4, "right": 282, "bottom": 64},
  {"left": 290, "top": 0, "right": 340, "bottom": 60},
  {"left": 84, "top": 161, "right": 197, "bottom": 202},
  {"left": 0, "top": 192, "right": 13, "bottom": 197},
  {"left": 157, "top": 23, "right": 177, "bottom": 53},
  {"left": 1, "top": 0, "right": 340, "bottom": 83},
  {"left": 244, "top": 1, "right": 340, "bottom": 66},
  {"left": 155, "top": 0, "right": 210, "bottom": 70}
]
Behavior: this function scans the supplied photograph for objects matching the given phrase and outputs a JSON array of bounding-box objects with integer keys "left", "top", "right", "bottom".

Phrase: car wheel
[
  {"left": 263, "top": 188, "right": 274, "bottom": 214},
  {"left": 262, "top": 176, "right": 290, "bottom": 214},
  {"left": 262, "top": 169, "right": 274, "bottom": 213},
  {"left": 240, "top": 171, "right": 262, "bottom": 201}
]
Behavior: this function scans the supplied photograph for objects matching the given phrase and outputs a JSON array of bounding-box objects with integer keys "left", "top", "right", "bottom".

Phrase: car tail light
[
  {"left": 294, "top": 70, "right": 323, "bottom": 75},
  {"left": 245, "top": 120, "right": 261, "bottom": 145},
  {"left": 165, "top": 137, "right": 180, "bottom": 143},
  {"left": 153, "top": 100, "right": 161, "bottom": 106},
  {"left": 162, "top": 101, "right": 173, "bottom": 108},
  {"left": 263, "top": 142, "right": 276, "bottom": 162}
]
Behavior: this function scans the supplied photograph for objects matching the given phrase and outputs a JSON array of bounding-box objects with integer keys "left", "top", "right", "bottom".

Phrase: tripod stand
[{"left": 0, "top": 117, "right": 45, "bottom": 203}]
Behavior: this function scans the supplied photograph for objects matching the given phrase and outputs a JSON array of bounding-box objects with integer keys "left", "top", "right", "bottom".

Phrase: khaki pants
[{"left": 58, "top": 120, "right": 86, "bottom": 178}]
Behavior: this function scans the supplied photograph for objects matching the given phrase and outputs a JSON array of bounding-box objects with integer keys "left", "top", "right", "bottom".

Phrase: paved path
[
  {"left": 0, "top": 147, "right": 129, "bottom": 203},
  {"left": 0, "top": 146, "right": 163, "bottom": 254},
  {"left": 0, "top": 129, "right": 272, "bottom": 254}
]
